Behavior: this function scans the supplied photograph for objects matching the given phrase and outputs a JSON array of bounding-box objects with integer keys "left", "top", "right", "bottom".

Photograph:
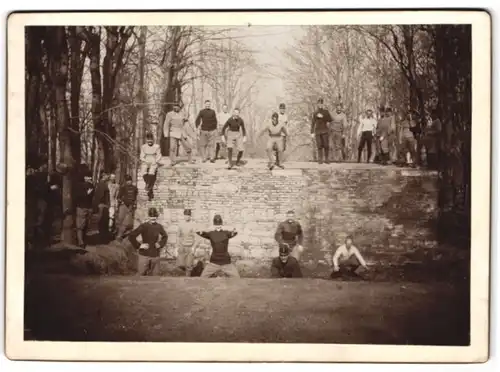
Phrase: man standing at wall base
[
  {"left": 128, "top": 207, "right": 168, "bottom": 276},
  {"left": 176, "top": 209, "right": 199, "bottom": 276},
  {"left": 108, "top": 173, "right": 119, "bottom": 233},
  {"left": 93, "top": 173, "right": 111, "bottom": 243},
  {"left": 196, "top": 214, "right": 240, "bottom": 278},
  {"left": 74, "top": 171, "right": 94, "bottom": 249},
  {"left": 195, "top": 99, "right": 218, "bottom": 163},
  {"left": 274, "top": 210, "right": 305, "bottom": 262},
  {"left": 311, "top": 98, "right": 333, "bottom": 164},
  {"left": 115, "top": 175, "right": 138, "bottom": 241}
]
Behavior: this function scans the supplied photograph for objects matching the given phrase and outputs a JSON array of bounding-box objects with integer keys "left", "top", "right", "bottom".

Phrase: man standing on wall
[
  {"left": 376, "top": 107, "right": 393, "bottom": 165},
  {"left": 258, "top": 112, "right": 288, "bottom": 170},
  {"left": 398, "top": 111, "right": 418, "bottom": 167},
  {"left": 108, "top": 173, "right": 119, "bottom": 233},
  {"left": 74, "top": 171, "right": 94, "bottom": 249},
  {"left": 129, "top": 207, "right": 168, "bottom": 276},
  {"left": 311, "top": 98, "right": 333, "bottom": 165},
  {"left": 221, "top": 107, "right": 247, "bottom": 170},
  {"left": 271, "top": 243, "right": 303, "bottom": 278},
  {"left": 93, "top": 173, "right": 111, "bottom": 243},
  {"left": 329, "top": 103, "right": 347, "bottom": 162},
  {"left": 165, "top": 102, "right": 194, "bottom": 166},
  {"left": 215, "top": 103, "right": 231, "bottom": 161},
  {"left": 115, "top": 175, "right": 138, "bottom": 241},
  {"left": 357, "top": 107, "right": 377, "bottom": 163},
  {"left": 140, "top": 132, "right": 162, "bottom": 201},
  {"left": 274, "top": 210, "right": 305, "bottom": 262},
  {"left": 195, "top": 99, "right": 218, "bottom": 163},
  {"left": 196, "top": 214, "right": 240, "bottom": 278}
]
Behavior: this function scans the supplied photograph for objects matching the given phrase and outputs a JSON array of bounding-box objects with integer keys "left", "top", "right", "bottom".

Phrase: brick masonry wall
[{"left": 136, "top": 164, "right": 439, "bottom": 267}]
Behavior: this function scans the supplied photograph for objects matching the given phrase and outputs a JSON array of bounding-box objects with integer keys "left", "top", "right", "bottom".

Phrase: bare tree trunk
[
  {"left": 46, "top": 26, "right": 74, "bottom": 244},
  {"left": 134, "top": 26, "right": 148, "bottom": 180}
]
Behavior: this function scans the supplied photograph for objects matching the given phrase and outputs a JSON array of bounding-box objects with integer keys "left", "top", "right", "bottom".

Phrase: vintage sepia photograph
[{"left": 6, "top": 10, "right": 491, "bottom": 362}]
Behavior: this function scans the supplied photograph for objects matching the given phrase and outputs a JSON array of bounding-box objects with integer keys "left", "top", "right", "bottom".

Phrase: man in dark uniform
[
  {"left": 221, "top": 107, "right": 247, "bottom": 170},
  {"left": 311, "top": 98, "right": 333, "bottom": 164},
  {"left": 128, "top": 207, "right": 168, "bottom": 276},
  {"left": 196, "top": 214, "right": 240, "bottom": 278},
  {"left": 271, "top": 243, "right": 303, "bottom": 278},
  {"left": 274, "top": 210, "right": 305, "bottom": 262},
  {"left": 93, "top": 173, "right": 111, "bottom": 243},
  {"left": 115, "top": 175, "right": 139, "bottom": 240},
  {"left": 74, "top": 171, "right": 95, "bottom": 248}
]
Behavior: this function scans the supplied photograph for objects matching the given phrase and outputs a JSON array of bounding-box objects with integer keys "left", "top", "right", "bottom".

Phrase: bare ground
[{"left": 24, "top": 273, "right": 469, "bottom": 345}]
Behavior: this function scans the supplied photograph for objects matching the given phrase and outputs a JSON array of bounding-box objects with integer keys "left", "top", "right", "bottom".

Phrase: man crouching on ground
[
  {"left": 274, "top": 210, "right": 305, "bottom": 262},
  {"left": 330, "top": 236, "right": 369, "bottom": 279},
  {"left": 128, "top": 207, "right": 168, "bottom": 276},
  {"left": 271, "top": 243, "right": 303, "bottom": 278},
  {"left": 196, "top": 214, "right": 240, "bottom": 278}
]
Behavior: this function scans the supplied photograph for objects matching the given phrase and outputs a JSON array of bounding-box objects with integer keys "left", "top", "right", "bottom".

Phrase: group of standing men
[
  {"left": 311, "top": 98, "right": 441, "bottom": 168},
  {"left": 73, "top": 170, "right": 138, "bottom": 248}
]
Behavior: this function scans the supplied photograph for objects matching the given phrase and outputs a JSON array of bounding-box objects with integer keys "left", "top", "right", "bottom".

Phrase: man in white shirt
[
  {"left": 215, "top": 103, "right": 231, "bottom": 160},
  {"left": 330, "top": 236, "right": 369, "bottom": 279},
  {"left": 276, "top": 103, "right": 289, "bottom": 158},
  {"left": 140, "top": 132, "right": 162, "bottom": 200},
  {"left": 357, "top": 107, "right": 377, "bottom": 163}
]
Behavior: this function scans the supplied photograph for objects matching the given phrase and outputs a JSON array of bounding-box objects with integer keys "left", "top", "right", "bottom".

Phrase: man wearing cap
[
  {"left": 196, "top": 214, "right": 240, "bottom": 278},
  {"left": 258, "top": 112, "right": 288, "bottom": 170},
  {"left": 271, "top": 243, "right": 303, "bottom": 278},
  {"left": 176, "top": 209, "right": 199, "bottom": 276},
  {"left": 357, "top": 107, "right": 377, "bottom": 163},
  {"left": 311, "top": 98, "right": 333, "bottom": 164},
  {"left": 195, "top": 99, "right": 218, "bottom": 163},
  {"left": 140, "top": 132, "right": 162, "bottom": 200},
  {"left": 164, "top": 102, "right": 194, "bottom": 166},
  {"left": 274, "top": 210, "right": 305, "bottom": 262},
  {"left": 398, "top": 111, "right": 418, "bottom": 167},
  {"left": 108, "top": 174, "right": 119, "bottom": 232},
  {"left": 74, "top": 171, "right": 95, "bottom": 248},
  {"left": 115, "top": 175, "right": 138, "bottom": 240},
  {"left": 329, "top": 103, "right": 347, "bottom": 162},
  {"left": 215, "top": 103, "right": 231, "bottom": 160},
  {"left": 129, "top": 207, "right": 168, "bottom": 276},
  {"left": 93, "top": 172, "right": 111, "bottom": 243},
  {"left": 376, "top": 107, "right": 393, "bottom": 165},
  {"left": 221, "top": 107, "right": 247, "bottom": 170}
]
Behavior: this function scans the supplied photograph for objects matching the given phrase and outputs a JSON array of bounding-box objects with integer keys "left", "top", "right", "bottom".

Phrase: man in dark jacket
[
  {"left": 311, "top": 98, "right": 333, "bottom": 164},
  {"left": 115, "top": 175, "right": 139, "bottom": 240},
  {"left": 196, "top": 214, "right": 240, "bottom": 278},
  {"left": 74, "top": 171, "right": 95, "bottom": 248},
  {"left": 221, "top": 107, "right": 247, "bottom": 169},
  {"left": 274, "top": 210, "right": 305, "bottom": 262},
  {"left": 195, "top": 99, "right": 218, "bottom": 163},
  {"left": 271, "top": 243, "right": 303, "bottom": 278},
  {"left": 93, "top": 173, "right": 111, "bottom": 243},
  {"left": 128, "top": 207, "right": 168, "bottom": 276}
]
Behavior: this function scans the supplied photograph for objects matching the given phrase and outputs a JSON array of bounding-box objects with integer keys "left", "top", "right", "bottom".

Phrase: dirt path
[{"left": 24, "top": 274, "right": 469, "bottom": 345}]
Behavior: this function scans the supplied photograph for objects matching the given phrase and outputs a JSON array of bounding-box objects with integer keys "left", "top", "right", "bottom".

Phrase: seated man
[
  {"left": 271, "top": 243, "right": 303, "bottom": 278},
  {"left": 330, "top": 236, "right": 369, "bottom": 279},
  {"left": 128, "top": 207, "right": 168, "bottom": 276},
  {"left": 196, "top": 214, "right": 240, "bottom": 278},
  {"left": 140, "top": 132, "right": 162, "bottom": 201}
]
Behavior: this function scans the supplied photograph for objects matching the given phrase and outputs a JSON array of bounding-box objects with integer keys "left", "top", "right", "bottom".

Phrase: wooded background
[{"left": 25, "top": 24, "right": 471, "bottom": 246}]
